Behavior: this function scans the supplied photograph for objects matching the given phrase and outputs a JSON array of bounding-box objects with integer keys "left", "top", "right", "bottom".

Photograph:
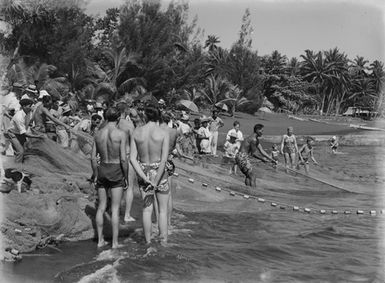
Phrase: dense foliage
[{"left": 1, "top": 0, "right": 384, "bottom": 116}]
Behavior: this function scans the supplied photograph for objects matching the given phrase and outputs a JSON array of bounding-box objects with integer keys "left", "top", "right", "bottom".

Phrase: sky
[{"left": 86, "top": 0, "right": 385, "bottom": 62}]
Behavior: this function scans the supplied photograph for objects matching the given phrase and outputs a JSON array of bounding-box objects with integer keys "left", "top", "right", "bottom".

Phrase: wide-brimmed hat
[
  {"left": 94, "top": 102, "right": 103, "bottom": 109},
  {"left": 200, "top": 115, "right": 210, "bottom": 123},
  {"left": 19, "top": 94, "right": 34, "bottom": 105},
  {"left": 26, "top": 84, "right": 38, "bottom": 94},
  {"left": 62, "top": 105, "right": 72, "bottom": 114},
  {"left": 229, "top": 132, "right": 238, "bottom": 138},
  {"left": 38, "top": 89, "right": 50, "bottom": 99},
  {"left": 12, "top": 82, "right": 23, "bottom": 89},
  {"left": 181, "top": 113, "right": 189, "bottom": 121}
]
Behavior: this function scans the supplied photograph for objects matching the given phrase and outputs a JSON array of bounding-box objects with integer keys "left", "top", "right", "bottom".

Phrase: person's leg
[
  {"left": 96, "top": 188, "right": 108, "bottom": 247},
  {"left": 167, "top": 176, "right": 173, "bottom": 227},
  {"left": 304, "top": 163, "right": 309, "bottom": 174},
  {"left": 156, "top": 190, "right": 170, "bottom": 243},
  {"left": 124, "top": 163, "right": 136, "bottom": 222},
  {"left": 110, "top": 186, "right": 123, "bottom": 248},
  {"left": 211, "top": 131, "right": 218, "bottom": 155},
  {"left": 142, "top": 202, "right": 154, "bottom": 244},
  {"left": 284, "top": 153, "right": 290, "bottom": 172},
  {"left": 290, "top": 153, "right": 296, "bottom": 169}
]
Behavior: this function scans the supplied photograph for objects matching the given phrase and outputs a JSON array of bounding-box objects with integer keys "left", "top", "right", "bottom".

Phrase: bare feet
[
  {"left": 97, "top": 239, "right": 109, "bottom": 248},
  {"left": 112, "top": 243, "right": 124, "bottom": 249},
  {"left": 124, "top": 216, "right": 136, "bottom": 222}
]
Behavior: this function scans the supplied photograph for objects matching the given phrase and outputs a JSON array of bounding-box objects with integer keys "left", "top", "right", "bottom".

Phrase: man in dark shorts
[
  {"left": 236, "top": 124, "right": 277, "bottom": 187},
  {"left": 130, "top": 106, "right": 170, "bottom": 245},
  {"left": 91, "top": 107, "right": 128, "bottom": 249}
]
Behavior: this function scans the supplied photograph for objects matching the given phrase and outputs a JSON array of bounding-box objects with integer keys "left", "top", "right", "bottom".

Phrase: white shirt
[
  {"left": 226, "top": 129, "right": 243, "bottom": 142},
  {"left": 8, "top": 109, "right": 31, "bottom": 135},
  {"left": 178, "top": 121, "right": 191, "bottom": 134}
]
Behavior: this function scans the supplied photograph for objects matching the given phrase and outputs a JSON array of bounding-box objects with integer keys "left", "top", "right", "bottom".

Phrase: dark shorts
[{"left": 96, "top": 163, "right": 125, "bottom": 189}]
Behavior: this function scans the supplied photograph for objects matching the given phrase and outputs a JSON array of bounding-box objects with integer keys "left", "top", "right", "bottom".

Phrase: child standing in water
[
  {"left": 223, "top": 132, "right": 240, "bottom": 175},
  {"left": 298, "top": 137, "right": 318, "bottom": 174},
  {"left": 330, "top": 136, "right": 339, "bottom": 154},
  {"left": 280, "top": 126, "right": 299, "bottom": 172},
  {"left": 271, "top": 144, "right": 279, "bottom": 170}
]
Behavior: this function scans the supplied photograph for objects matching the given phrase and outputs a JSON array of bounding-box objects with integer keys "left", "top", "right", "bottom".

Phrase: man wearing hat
[
  {"left": 223, "top": 131, "right": 240, "bottom": 175},
  {"left": 208, "top": 110, "right": 224, "bottom": 156},
  {"left": 94, "top": 102, "right": 105, "bottom": 119},
  {"left": 26, "top": 84, "right": 38, "bottom": 98},
  {"left": 158, "top": 98, "right": 166, "bottom": 112},
  {"left": 197, "top": 115, "right": 212, "bottom": 154},
  {"left": 5, "top": 94, "right": 44, "bottom": 162}
]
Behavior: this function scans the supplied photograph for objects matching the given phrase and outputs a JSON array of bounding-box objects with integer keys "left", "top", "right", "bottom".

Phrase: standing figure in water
[
  {"left": 130, "top": 106, "right": 170, "bottom": 245},
  {"left": 298, "top": 137, "right": 318, "bottom": 174},
  {"left": 91, "top": 107, "right": 128, "bottom": 249},
  {"left": 280, "top": 126, "right": 299, "bottom": 172},
  {"left": 235, "top": 124, "right": 277, "bottom": 187},
  {"left": 330, "top": 136, "right": 339, "bottom": 154}
]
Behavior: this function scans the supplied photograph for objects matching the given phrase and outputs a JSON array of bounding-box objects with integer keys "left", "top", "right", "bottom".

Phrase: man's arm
[
  {"left": 298, "top": 144, "right": 305, "bottom": 162},
  {"left": 129, "top": 132, "right": 152, "bottom": 184},
  {"left": 219, "top": 118, "right": 224, "bottom": 127},
  {"left": 90, "top": 140, "right": 98, "bottom": 182},
  {"left": 257, "top": 143, "right": 276, "bottom": 163},
  {"left": 42, "top": 107, "right": 70, "bottom": 130},
  {"left": 154, "top": 131, "right": 170, "bottom": 187},
  {"left": 120, "top": 132, "right": 128, "bottom": 182},
  {"left": 280, "top": 135, "right": 285, "bottom": 154},
  {"left": 310, "top": 149, "right": 318, "bottom": 164}
]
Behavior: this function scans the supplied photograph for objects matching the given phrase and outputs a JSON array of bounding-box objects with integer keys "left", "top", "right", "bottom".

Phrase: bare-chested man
[
  {"left": 91, "top": 107, "right": 128, "bottom": 248},
  {"left": 116, "top": 101, "right": 136, "bottom": 223},
  {"left": 235, "top": 124, "right": 277, "bottom": 187},
  {"left": 130, "top": 106, "right": 170, "bottom": 245},
  {"left": 32, "top": 95, "right": 71, "bottom": 134}
]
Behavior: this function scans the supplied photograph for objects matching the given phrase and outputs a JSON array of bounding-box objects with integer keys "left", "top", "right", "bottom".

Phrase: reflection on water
[{"left": 2, "top": 146, "right": 385, "bottom": 283}]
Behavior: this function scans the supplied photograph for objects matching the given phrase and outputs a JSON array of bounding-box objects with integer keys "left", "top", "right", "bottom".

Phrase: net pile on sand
[{"left": 23, "top": 137, "right": 91, "bottom": 175}]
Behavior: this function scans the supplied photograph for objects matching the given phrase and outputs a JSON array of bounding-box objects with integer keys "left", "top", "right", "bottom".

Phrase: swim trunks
[
  {"left": 95, "top": 163, "right": 125, "bottom": 189},
  {"left": 138, "top": 161, "right": 169, "bottom": 208},
  {"left": 235, "top": 152, "right": 253, "bottom": 176}
]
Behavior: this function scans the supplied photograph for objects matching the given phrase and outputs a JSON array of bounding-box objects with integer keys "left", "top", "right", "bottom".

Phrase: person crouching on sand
[
  {"left": 298, "top": 137, "right": 318, "bottom": 174},
  {"left": 91, "top": 107, "right": 128, "bottom": 249}
]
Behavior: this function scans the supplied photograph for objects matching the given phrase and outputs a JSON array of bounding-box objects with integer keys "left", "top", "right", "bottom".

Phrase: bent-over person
[
  {"left": 235, "top": 124, "right": 277, "bottom": 187},
  {"left": 91, "top": 107, "right": 128, "bottom": 249},
  {"left": 130, "top": 106, "right": 170, "bottom": 245}
]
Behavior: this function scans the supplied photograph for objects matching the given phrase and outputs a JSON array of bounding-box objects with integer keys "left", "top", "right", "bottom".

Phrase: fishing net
[{"left": 23, "top": 137, "right": 91, "bottom": 175}]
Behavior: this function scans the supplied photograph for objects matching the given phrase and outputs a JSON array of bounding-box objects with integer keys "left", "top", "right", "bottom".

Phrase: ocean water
[{"left": 2, "top": 146, "right": 384, "bottom": 283}]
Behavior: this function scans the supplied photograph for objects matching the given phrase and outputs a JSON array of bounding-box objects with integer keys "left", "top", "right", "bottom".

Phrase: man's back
[
  {"left": 133, "top": 123, "right": 167, "bottom": 164},
  {"left": 239, "top": 135, "right": 258, "bottom": 155},
  {"left": 95, "top": 123, "right": 124, "bottom": 164},
  {"left": 117, "top": 118, "right": 134, "bottom": 150}
]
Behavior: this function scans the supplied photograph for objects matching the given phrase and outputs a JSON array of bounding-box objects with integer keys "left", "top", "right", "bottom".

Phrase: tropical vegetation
[{"left": 1, "top": 0, "right": 384, "bottom": 117}]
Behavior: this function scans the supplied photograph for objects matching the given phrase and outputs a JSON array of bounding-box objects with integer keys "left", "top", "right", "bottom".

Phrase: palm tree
[
  {"left": 199, "top": 75, "right": 229, "bottom": 107},
  {"left": 204, "top": 35, "right": 220, "bottom": 52},
  {"left": 351, "top": 56, "right": 369, "bottom": 78},
  {"left": 369, "top": 60, "right": 385, "bottom": 113},
  {"left": 348, "top": 78, "right": 377, "bottom": 108},
  {"left": 218, "top": 84, "right": 249, "bottom": 116},
  {"left": 285, "top": 57, "right": 301, "bottom": 76},
  {"left": 300, "top": 50, "right": 334, "bottom": 114},
  {"left": 102, "top": 46, "right": 145, "bottom": 98}
]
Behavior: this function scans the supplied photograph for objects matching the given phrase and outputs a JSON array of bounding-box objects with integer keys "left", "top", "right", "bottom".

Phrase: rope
[{"left": 172, "top": 166, "right": 384, "bottom": 217}]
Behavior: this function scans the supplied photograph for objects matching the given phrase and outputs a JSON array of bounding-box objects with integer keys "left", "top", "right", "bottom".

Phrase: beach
[{"left": 1, "top": 112, "right": 384, "bottom": 282}]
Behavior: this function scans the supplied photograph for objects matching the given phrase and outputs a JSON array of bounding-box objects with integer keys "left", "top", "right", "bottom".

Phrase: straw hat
[
  {"left": 26, "top": 84, "right": 38, "bottom": 94},
  {"left": 200, "top": 115, "right": 211, "bottom": 123},
  {"left": 12, "top": 82, "right": 23, "bottom": 89},
  {"left": 19, "top": 94, "right": 33, "bottom": 105},
  {"left": 62, "top": 105, "right": 72, "bottom": 114},
  {"left": 94, "top": 102, "right": 103, "bottom": 109},
  {"left": 181, "top": 113, "right": 189, "bottom": 121},
  {"left": 38, "top": 90, "right": 50, "bottom": 99},
  {"left": 229, "top": 131, "right": 238, "bottom": 138}
]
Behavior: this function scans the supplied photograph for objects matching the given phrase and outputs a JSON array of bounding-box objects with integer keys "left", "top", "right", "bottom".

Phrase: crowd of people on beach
[{"left": 1, "top": 82, "right": 341, "bottom": 248}]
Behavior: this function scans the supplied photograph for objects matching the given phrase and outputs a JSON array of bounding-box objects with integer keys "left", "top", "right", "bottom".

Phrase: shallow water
[{"left": 2, "top": 146, "right": 385, "bottom": 283}]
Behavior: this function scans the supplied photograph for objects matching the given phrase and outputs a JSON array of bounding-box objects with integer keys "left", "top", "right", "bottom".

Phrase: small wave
[{"left": 77, "top": 261, "right": 120, "bottom": 283}]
